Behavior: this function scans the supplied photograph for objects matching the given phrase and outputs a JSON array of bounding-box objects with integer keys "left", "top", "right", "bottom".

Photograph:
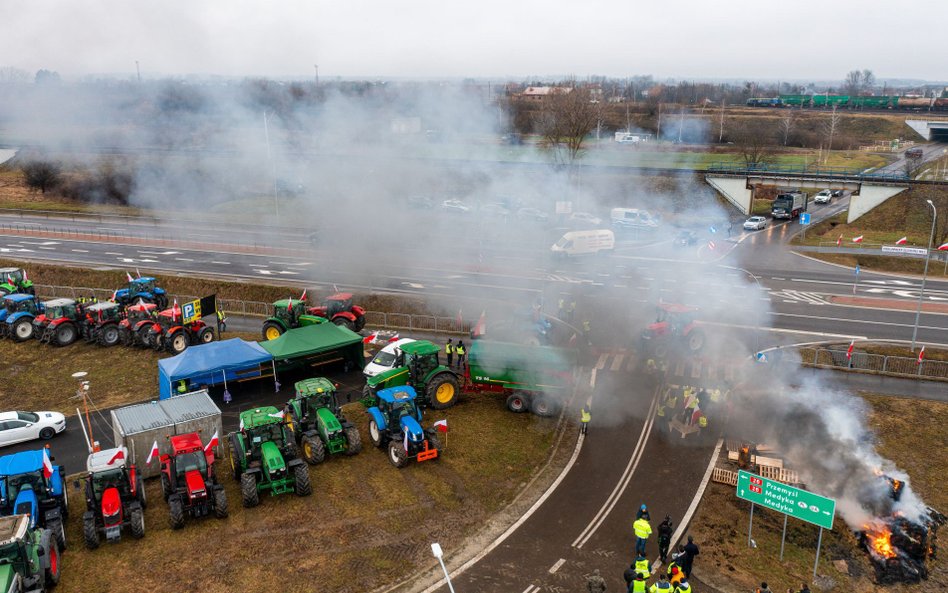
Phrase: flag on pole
[
  {"left": 852, "top": 235, "right": 864, "bottom": 243},
  {"left": 332, "top": 284, "right": 339, "bottom": 293},
  {"left": 42, "top": 448, "right": 54, "bottom": 478},
  {"left": 173, "top": 298, "right": 180, "bottom": 320},
  {"left": 938, "top": 243, "right": 948, "bottom": 251},
  {"left": 362, "top": 332, "right": 378, "bottom": 345},
  {"left": 708, "top": 240, "right": 716, "bottom": 250},
  {"left": 387, "top": 333, "right": 400, "bottom": 343},
  {"left": 287, "top": 296, "right": 293, "bottom": 309},
  {"left": 456, "top": 309, "right": 463, "bottom": 328},
  {"left": 846, "top": 340, "right": 855, "bottom": 359},
  {"left": 300, "top": 289, "right": 307, "bottom": 302},
  {"left": 837, "top": 235, "right": 842, "bottom": 247},
  {"left": 917, "top": 346, "right": 926, "bottom": 365},
  {"left": 204, "top": 430, "right": 219, "bottom": 453},
  {"left": 473, "top": 311, "right": 487, "bottom": 337},
  {"left": 434, "top": 419, "right": 448, "bottom": 433},
  {"left": 268, "top": 410, "right": 285, "bottom": 420},
  {"left": 895, "top": 237, "right": 908, "bottom": 245},
  {"left": 126, "top": 271, "right": 134, "bottom": 281},
  {"left": 111, "top": 289, "right": 118, "bottom": 302},
  {"left": 239, "top": 417, "right": 245, "bottom": 431},
  {"left": 107, "top": 449, "right": 125, "bottom": 465},
  {"left": 136, "top": 268, "right": 142, "bottom": 279},
  {"left": 22, "top": 269, "right": 27, "bottom": 281},
  {"left": 145, "top": 440, "right": 160, "bottom": 465}
]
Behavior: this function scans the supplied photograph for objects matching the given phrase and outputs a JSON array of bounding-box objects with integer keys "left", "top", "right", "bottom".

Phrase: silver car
[{"left": 743, "top": 216, "right": 768, "bottom": 231}]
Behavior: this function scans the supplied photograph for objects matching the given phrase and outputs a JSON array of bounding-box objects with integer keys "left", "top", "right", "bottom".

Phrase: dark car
[{"left": 674, "top": 230, "right": 698, "bottom": 247}]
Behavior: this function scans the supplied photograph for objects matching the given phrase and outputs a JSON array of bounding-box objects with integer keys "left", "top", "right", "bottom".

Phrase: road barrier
[{"left": 799, "top": 346, "right": 948, "bottom": 380}]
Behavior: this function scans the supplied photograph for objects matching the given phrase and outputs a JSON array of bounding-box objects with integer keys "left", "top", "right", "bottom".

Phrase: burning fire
[{"left": 865, "top": 525, "right": 897, "bottom": 559}]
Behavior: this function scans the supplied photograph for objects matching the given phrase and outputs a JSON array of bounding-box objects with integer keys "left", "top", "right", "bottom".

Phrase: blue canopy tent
[{"left": 158, "top": 339, "right": 274, "bottom": 399}]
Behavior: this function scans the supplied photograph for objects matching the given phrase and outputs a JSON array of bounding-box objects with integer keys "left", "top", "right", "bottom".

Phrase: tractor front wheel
[
  {"left": 161, "top": 474, "right": 172, "bottom": 501},
  {"left": 99, "top": 324, "right": 120, "bottom": 347},
  {"left": 426, "top": 431, "right": 442, "bottom": 453},
  {"left": 13, "top": 317, "right": 34, "bottom": 341},
  {"left": 228, "top": 435, "right": 242, "bottom": 481},
  {"left": 43, "top": 533, "right": 61, "bottom": 587},
  {"left": 55, "top": 323, "right": 77, "bottom": 346},
  {"left": 119, "top": 327, "right": 133, "bottom": 346},
  {"left": 167, "top": 331, "right": 188, "bottom": 354},
  {"left": 82, "top": 513, "right": 99, "bottom": 550},
  {"left": 129, "top": 507, "right": 145, "bottom": 539},
  {"left": 198, "top": 326, "right": 215, "bottom": 344},
  {"left": 240, "top": 473, "right": 259, "bottom": 508},
  {"left": 387, "top": 441, "right": 408, "bottom": 468},
  {"left": 262, "top": 321, "right": 284, "bottom": 341},
  {"left": 214, "top": 488, "right": 228, "bottom": 518},
  {"left": 427, "top": 373, "right": 461, "bottom": 410},
  {"left": 354, "top": 315, "right": 366, "bottom": 332},
  {"left": 344, "top": 426, "right": 362, "bottom": 456},
  {"left": 48, "top": 518, "right": 66, "bottom": 551},
  {"left": 333, "top": 316, "right": 355, "bottom": 331},
  {"left": 506, "top": 393, "right": 529, "bottom": 413},
  {"left": 368, "top": 420, "right": 384, "bottom": 448},
  {"left": 137, "top": 326, "right": 153, "bottom": 348},
  {"left": 168, "top": 496, "right": 185, "bottom": 530},
  {"left": 293, "top": 464, "right": 312, "bottom": 496},
  {"left": 686, "top": 329, "right": 706, "bottom": 352},
  {"left": 301, "top": 434, "right": 326, "bottom": 465}
]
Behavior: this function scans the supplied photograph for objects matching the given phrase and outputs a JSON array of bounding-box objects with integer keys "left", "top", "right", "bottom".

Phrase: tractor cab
[
  {"left": 239, "top": 408, "right": 291, "bottom": 462},
  {"left": 646, "top": 303, "right": 698, "bottom": 337},
  {"left": 84, "top": 447, "right": 139, "bottom": 543},
  {"left": 293, "top": 377, "right": 338, "bottom": 414},
  {"left": 274, "top": 299, "right": 306, "bottom": 324},
  {"left": 84, "top": 301, "right": 121, "bottom": 323},
  {"left": 0, "top": 470, "right": 46, "bottom": 526},
  {"left": 366, "top": 339, "right": 460, "bottom": 410},
  {"left": 0, "top": 267, "right": 33, "bottom": 296},
  {"left": 377, "top": 387, "right": 423, "bottom": 426},
  {"left": 38, "top": 299, "right": 77, "bottom": 322},
  {"left": 165, "top": 434, "right": 210, "bottom": 499},
  {"left": 2, "top": 295, "right": 38, "bottom": 317},
  {"left": 402, "top": 341, "right": 441, "bottom": 381},
  {"left": 323, "top": 293, "right": 353, "bottom": 317},
  {"left": 128, "top": 278, "right": 156, "bottom": 297},
  {"left": 114, "top": 277, "right": 167, "bottom": 309}
]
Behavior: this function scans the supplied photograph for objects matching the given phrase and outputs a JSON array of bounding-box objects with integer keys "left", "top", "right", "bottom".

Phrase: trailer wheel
[
  {"left": 82, "top": 513, "right": 99, "bottom": 550},
  {"left": 214, "top": 487, "right": 228, "bottom": 518},
  {"left": 427, "top": 373, "right": 460, "bottom": 409},
  {"left": 168, "top": 496, "right": 185, "bottom": 530},
  {"left": 344, "top": 426, "right": 362, "bottom": 456},
  {"left": 129, "top": 507, "right": 145, "bottom": 539},
  {"left": 293, "top": 464, "right": 312, "bottom": 496},
  {"left": 240, "top": 473, "right": 259, "bottom": 508},
  {"left": 301, "top": 434, "right": 326, "bottom": 465},
  {"left": 506, "top": 393, "right": 529, "bottom": 413},
  {"left": 530, "top": 395, "right": 559, "bottom": 418},
  {"left": 387, "top": 441, "right": 408, "bottom": 468}
]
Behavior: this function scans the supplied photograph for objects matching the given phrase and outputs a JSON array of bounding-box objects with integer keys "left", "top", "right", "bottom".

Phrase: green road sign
[{"left": 736, "top": 470, "right": 835, "bottom": 530}]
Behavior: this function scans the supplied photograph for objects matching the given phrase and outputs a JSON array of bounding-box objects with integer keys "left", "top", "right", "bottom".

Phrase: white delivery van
[
  {"left": 551, "top": 229, "right": 615, "bottom": 257},
  {"left": 363, "top": 338, "right": 417, "bottom": 378}
]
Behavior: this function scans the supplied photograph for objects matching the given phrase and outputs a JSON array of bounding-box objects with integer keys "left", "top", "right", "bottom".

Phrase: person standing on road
[
  {"left": 585, "top": 568, "right": 607, "bottom": 593},
  {"left": 623, "top": 562, "right": 637, "bottom": 589},
  {"left": 673, "top": 577, "right": 691, "bottom": 593},
  {"left": 630, "top": 573, "right": 647, "bottom": 593},
  {"left": 216, "top": 309, "right": 227, "bottom": 334},
  {"left": 445, "top": 339, "right": 454, "bottom": 367},
  {"left": 681, "top": 535, "right": 699, "bottom": 578},
  {"left": 649, "top": 574, "right": 672, "bottom": 593},
  {"left": 755, "top": 583, "right": 773, "bottom": 593},
  {"left": 455, "top": 340, "right": 466, "bottom": 370},
  {"left": 633, "top": 514, "right": 652, "bottom": 556},
  {"left": 580, "top": 406, "right": 591, "bottom": 435},
  {"left": 636, "top": 504, "right": 650, "bottom": 521},
  {"left": 634, "top": 554, "right": 651, "bottom": 579},
  {"left": 657, "top": 516, "right": 673, "bottom": 563}
]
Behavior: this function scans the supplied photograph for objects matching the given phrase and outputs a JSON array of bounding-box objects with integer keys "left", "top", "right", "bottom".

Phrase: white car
[
  {"left": 363, "top": 338, "right": 417, "bottom": 378},
  {"left": 568, "top": 212, "right": 603, "bottom": 227},
  {"left": 441, "top": 199, "right": 470, "bottom": 214},
  {"left": 743, "top": 216, "right": 768, "bottom": 231},
  {"left": 0, "top": 411, "right": 66, "bottom": 447},
  {"left": 814, "top": 190, "right": 833, "bottom": 204}
]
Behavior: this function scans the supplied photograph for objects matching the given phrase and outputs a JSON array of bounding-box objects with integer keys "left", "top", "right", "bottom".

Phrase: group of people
[
  {"left": 444, "top": 338, "right": 466, "bottom": 370},
  {"left": 656, "top": 384, "right": 731, "bottom": 432}
]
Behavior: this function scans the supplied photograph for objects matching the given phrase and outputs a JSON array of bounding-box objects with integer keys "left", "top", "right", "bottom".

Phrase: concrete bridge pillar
[
  {"left": 847, "top": 183, "right": 909, "bottom": 223},
  {"left": 706, "top": 175, "right": 753, "bottom": 215}
]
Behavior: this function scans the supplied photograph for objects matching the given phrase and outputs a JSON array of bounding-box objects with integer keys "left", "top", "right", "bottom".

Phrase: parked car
[
  {"left": 814, "top": 190, "right": 833, "bottom": 204},
  {"left": 516, "top": 207, "right": 550, "bottom": 223},
  {"left": 743, "top": 216, "right": 769, "bottom": 231},
  {"left": 568, "top": 212, "right": 603, "bottom": 227},
  {"left": 832, "top": 190, "right": 844, "bottom": 198},
  {"left": 610, "top": 207, "right": 660, "bottom": 230},
  {"left": 441, "top": 199, "right": 470, "bottom": 214},
  {"left": 0, "top": 411, "right": 66, "bottom": 447},
  {"left": 674, "top": 230, "right": 698, "bottom": 247},
  {"left": 479, "top": 202, "right": 511, "bottom": 219},
  {"left": 363, "top": 338, "right": 418, "bottom": 378}
]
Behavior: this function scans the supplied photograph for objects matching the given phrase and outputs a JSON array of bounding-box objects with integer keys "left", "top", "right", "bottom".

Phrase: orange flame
[{"left": 865, "top": 525, "right": 897, "bottom": 559}]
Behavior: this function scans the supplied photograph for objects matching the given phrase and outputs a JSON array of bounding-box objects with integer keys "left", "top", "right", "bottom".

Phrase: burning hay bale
[{"left": 860, "top": 509, "right": 944, "bottom": 584}]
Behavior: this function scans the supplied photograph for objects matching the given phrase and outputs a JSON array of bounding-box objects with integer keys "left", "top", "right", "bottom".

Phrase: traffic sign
[
  {"left": 736, "top": 470, "right": 835, "bottom": 529},
  {"left": 182, "top": 299, "right": 202, "bottom": 324},
  {"left": 799, "top": 213, "right": 811, "bottom": 225}
]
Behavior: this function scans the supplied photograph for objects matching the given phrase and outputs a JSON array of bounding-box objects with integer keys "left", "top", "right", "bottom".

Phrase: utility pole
[
  {"left": 135, "top": 60, "right": 141, "bottom": 83},
  {"left": 314, "top": 64, "right": 319, "bottom": 87},
  {"left": 264, "top": 111, "right": 280, "bottom": 222},
  {"left": 657, "top": 103, "right": 662, "bottom": 141},
  {"left": 677, "top": 107, "right": 685, "bottom": 143},
  {"left": 719, "top": 99, "right": 726, "bottom": 143}
]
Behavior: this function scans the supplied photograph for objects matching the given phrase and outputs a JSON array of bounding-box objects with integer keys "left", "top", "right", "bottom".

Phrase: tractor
[
  {"left": 146, "top": 306, "right": 215, "bottom": 354},
  {"left": 32, "top": 299, "right": 82, "bottom": 347},
  {"left": 0, "top": 267, "right": 34, "bottom": 297},
  {"left": 0, "top": 449, "right": 68, "bottom": 551},
  {"left": 0, "top": 294, "right": 42, "bottom": 342},
  {"left": 261, "top": 298, "right": 326, "bottom": 340},
  {"left": 79, "top": 301, "right": 124, "bottom": 347},
  {"left": 0, "top": 515, "right": 61, "bottom": 593},
  {"left": 112, "top": 277, "right": 168, "bottom": 310},
  {"left": 366, "top": 386, "right": 440, "bottom": 468},
  {"left": 118, "top": 301, "right": 159, "bottom": 347},
  {"left": 364, "top": 340, "right": 460, "bottom": 410},
  {"left": 285, "top": 378, "right": 362, "bottom": 465},
  {"left": 640, "top": 303, "right": 705, "bottom": 358},
  {"left": 159, "top": 433, "right": 227, "bottom": 529},
  {"left": 77, "top": 447, "right": 146, "bottom": 549},
  {"left": 227, "top": 407, "right": 311, "bottom": 508},
  {"left": 307, "top": 293, "right": 366, "bottom": 332}
]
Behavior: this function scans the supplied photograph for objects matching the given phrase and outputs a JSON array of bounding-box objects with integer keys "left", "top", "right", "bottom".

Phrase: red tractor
[
  {"left": 77, "top": 447, "right": 146, "bottom": 549},
  {"left": 308, "top": 292, "right": 366, "bottom": 332},
  {"left": 33, "top": 298, "right": 83, "bottom": 346},
  {"left": 146, "top": 306, "right": 215, "bottom": 354},
  {"left": 79, "top": 301, "right": 124, "bottom": 347},
  {"left": 640, "top": 303, "right": 706, "bottom": 357},
  {"left": 159, "top": 433, "right": 228, "bottom": 529},
  {"left": 118, "top": 302, "right": 159, "bottom": 347}
]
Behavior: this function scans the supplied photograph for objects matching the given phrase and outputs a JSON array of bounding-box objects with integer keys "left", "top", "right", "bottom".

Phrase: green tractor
[
  {"left": 0, "top": 268, "right": 34, "bottom": 297},
  {"left": 227, "top": 407, "right": 311, "bottom": 508},
  {"left": 261, "top": 299, "right": 326, "bottom": 341},
  {"left": 0, "top": 514, "right": 61, "bottom": 593},
  {"left": 364, "top": 340, "right": 461, "bottom": 410},
  {"left": 285, "top": 378, "right": 362, "bottom": 465}
]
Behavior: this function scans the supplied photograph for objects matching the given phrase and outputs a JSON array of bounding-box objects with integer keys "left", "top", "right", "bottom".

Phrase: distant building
[{"left": 519, "top": 86, "right": 573, "bottom": 102}]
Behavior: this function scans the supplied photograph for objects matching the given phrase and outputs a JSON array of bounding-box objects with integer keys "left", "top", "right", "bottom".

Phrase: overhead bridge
[
  {"left": 906, "top": 119, "right": 948, "bottom": 142},
  {"left": 704, "top": 163, "right": 936, "bottom": 222}
]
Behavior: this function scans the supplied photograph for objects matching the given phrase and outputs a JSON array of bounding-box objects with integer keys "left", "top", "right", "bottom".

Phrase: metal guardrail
[
  {"left": 800, "top": 347, "right": 948, "bottom": 380},
  {"left": 705, "top": 161, "right": 910, "bottom": 182},
  {"left": 31, "top": 284, "right": 468, "bottom": 334}
]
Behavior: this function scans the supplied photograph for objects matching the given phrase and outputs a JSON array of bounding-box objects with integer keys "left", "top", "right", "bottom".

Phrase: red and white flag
[
  {"left": 362, "top": 332, "right": 378, "bottom": 345},
  {"left": 708, "top": 240, "right": 716, "bottom": 251},
  {"left": 126, "top": 271, "right": 134, "bottom": 281},
  {"left": 473, "top": 311, "right": 487, "bottom": 337},
  {"left": 239, "top": 417, "right": 245, "bottom": 431},
  {"left": 387, "top": 333, "right": 401, "bottom": 343},
  {"left": 895, "top": 237, "right": 908, "bottom": 245},
  {"left": 456, "top": 308, "right": 463, "bottom": 328},
  {"left": 938, "top": 243, "right": 948, "bottom": 251},
  {"left": 287, "top": 296, "right": 293, "bottom": 308},
  {"left": 836, "top": 235, "right": 843, "bottom": 247},
  {"left": 917, "top": 346, "right": 926, "bottom": 365},
  {"left": 852, "top": 236, "right": 864, "bottom": 243},
  {"left": 434, "top": 419, "right": 448, "bottom": 433},
  {"left": 846, "top": 340, "right": 855, "bottom": 359},
  {"left": 300, "top": 289, "right": 307, "bottom": 302},
  {"left": 173, "top": 299, "right": 180, "bottom": 320},
  {"left": 145, "top": 440, "right": 160, "bottom": 465},
  {"left": 268, "top": 410, "right": 285, "bottom": 420},
  {"left": 204, "top": 430, "right": 219, "bottom": 453},
  {"left": 42, "top": 448, "right": 54, "bottom": 479},
  {"left": 107, "top": 449, "right": 125, "bottom": 465},
  {"left": 22, "top": 269, "right": 28, "bottom": 281},
  {"left": 135, "top": 268, "right": 142, "bottom": 279}
]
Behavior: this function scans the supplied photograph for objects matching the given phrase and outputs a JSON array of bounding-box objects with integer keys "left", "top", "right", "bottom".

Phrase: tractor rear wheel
[
  {"left": 167, "top": 331, "right": 188, "bottom": 354},
  {"left": 43, "top": 532, "right": 61, "bottom": 587},
  {"left": 333, "top": 317, "right": 355, "bottom": 331},
  {"left": 368, "top": 420, "right": 384, "bottom": 448},
  {"left": 99, "top": 324, "right": 120, "bottom": 347},
  {"left": 293, "top": 464, "right": 312, "bottom": 496},
  {"left": 13, "top": 317, "right": 34, "bottom": 341},
  {"left": 301, "top": 434, "right": 326, "bottom": 465},
  {"left": 137, "top": 475, "right": 147, "bottom": 509},
  {"left": 168, "top": 496, "right": 185, "bottom": 530},
  {"left": 506, "top": 393, "right": 529, "bottom": 413},
  {"left": 344, "top": 426, "right": 362, "bottom": 456},
  {"left": 161, "top": 474, "right": 172, "bottom": 501},
  {"left": 119, "top": 327, "right": 133, "bottom": 346},
  {"left": 82, "top": 513, "right": 99, "bottom": 550},
  {"left": 228, "top": 435, "right": 242, "bottom": 481},
  {"left": 427, "top": 373, "right": 460, "bottom": 410},
  {"left": 530, "top": 395, "right": 559, "bottom": 418},
  {"left": 48, "top": 518, "right": 66, "bottom": 551},
  {"left": 55, "top": 323, "right": 77, "bottom": 346},
  {"left": 129, "top": 507, "right": 145, "bottom": 539},
  {"left": 198, "top": 327, "right": 215, "bottom": 344},
  {"left": 214, "top": 487, "right": 228, "bottom": 518},
  {"left": 262, "top": 321, "right": 284, "bottom": 341},
  {"left": 137, "top": 326, "right": 153, "bottom": 348},
  {"left": 240, "top": 473, "right": 259, "bottom": 508},
  {"left": 387, "top": 441, "right": 408, "bottom": 468},
  {"left": 686, "top": 329, "right": 705, "bottom": 352},
  {"left": 354, "top": 315, "right": 366, "bottom": 332}
]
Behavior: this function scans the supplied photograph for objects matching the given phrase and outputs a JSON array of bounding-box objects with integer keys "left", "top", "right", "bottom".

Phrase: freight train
[{"left": 746, "top": 95, "right": 948, "bottom": 111}]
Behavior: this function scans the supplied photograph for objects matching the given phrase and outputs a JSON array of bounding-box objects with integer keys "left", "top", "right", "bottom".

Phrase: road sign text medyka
[{"left": 736, "top": 470, "right": 835, "bottom": 529}]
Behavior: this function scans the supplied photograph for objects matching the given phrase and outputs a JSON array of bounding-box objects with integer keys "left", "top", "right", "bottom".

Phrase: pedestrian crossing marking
[
  {"left": 690, "top": 360, "right": 702, "bottom": 379},
  {"left": 610, "top": 353, "right": 625, "bottom": 371},
  {"left": 595, "top": 353, "right": 608, "bottom": 370}
]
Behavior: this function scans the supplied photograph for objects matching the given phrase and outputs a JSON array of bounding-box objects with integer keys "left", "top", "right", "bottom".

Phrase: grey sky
[{"left": 2, "top": 0, "right": 945, "bottom": 81}]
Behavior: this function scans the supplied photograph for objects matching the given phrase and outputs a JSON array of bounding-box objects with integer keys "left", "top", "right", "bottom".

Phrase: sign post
[
  {"left": 853, "top": 264, "right": 860, "bottom": 296},
  {"left": 799, "top": 212, "right": 810, "bottom": 241}
]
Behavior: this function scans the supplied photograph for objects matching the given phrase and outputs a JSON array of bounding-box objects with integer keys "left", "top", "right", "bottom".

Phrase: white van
[
  {"left": 363, "top": 338, "right": 417, "bottom": 378},
  {"left": 551, "top": 230, "right": 615, "bottom": 257},
  {"left": 610, "top": 208, "right": 659, "bottom": 229}
]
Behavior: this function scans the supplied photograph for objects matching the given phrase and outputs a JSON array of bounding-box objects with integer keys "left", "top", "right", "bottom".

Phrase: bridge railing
[
  {"left": 799, "top": 346, "right": 948, "bottom": 380},
  {"left": 705, "top": 161, "right": 909, "bottom": 181}
]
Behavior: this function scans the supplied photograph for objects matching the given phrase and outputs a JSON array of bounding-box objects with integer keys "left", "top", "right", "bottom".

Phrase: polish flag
[
  {"left": 473, "top": 311, "right": 487, "bottom": 337},
  {"left": 917, "top": 346, "right": 925, "bottom": 365},
  {"left": 239, "top": 417, "right": 245, "bottom": 431},
  {"left": 126, "top": 271, "right": 134, "bottom": 281},
  {"left": 288, "top": 296, "right": 293, "bottom": 309},
  {"left": 300, "top": 289, "right": 307, "bottom": 302},
  {"left": 42, "top": 448, "right": 54, "bottom": 479},
  {"left": 852, "top": 236, "right": 864, "bottom": 243},
  {"left": 362, "top": 332, "right": 378, "bottom": 345},
  {"left": 895, "top": 237, "right": 908, "bottom": 245},
  {"left": 708, "top": 240, "right": 716, "bottom": 250},
  {"left": 204, "top": 430, "right": 219, "bottom": 453},
  {"left": 387, "top": 333, "right": 401, "bottom": 343},
  {"left": 836, "top": 235, "right": 842, "bottom": 247},
  {"left": 107, "top": 449, "right": 125, "bottom": 465},
  {"left": 145, "top": 440, "right": 160, "bottom": 465},
  {"left": 846, "top": 340, "right": 855, "bottom": 359},
  {"left": 22, "top": 269, "right": 28, "bottom": 281},
  {"left": 434, "top": 419, "right": 448, "bottom": 433},
  {"left": 135, "top": 268, "right": 142, "bottom": 279},
  {"left": 456, "top": 309, "right": 463, "bottom": 328},
  {"left": 268, "top": 410, "right": 285, "bottom": 420},
  {"left": 938, "top": 243, "right": 948, "bottom": 251},
  {"left": 173, "top": 299, "right": 180, "bottom": 320}
]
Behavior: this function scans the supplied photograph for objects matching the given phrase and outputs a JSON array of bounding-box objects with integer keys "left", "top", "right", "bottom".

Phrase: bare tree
[
  {"left": 823, "top": 105, "right": 841, "bottom": 157},
  {"left": 21, "top": 160, "right": 61, "bottom": 194},
  {"left": 731, "top": 120, "right": 777, "bottom": 167},
  {"left": 861, "top": 69, "right": 875, "bottom": 93},
  {"left": 779, "top": 110, "right": 797, "bottom": 146},
  {"left": 844, "top": 70, "right": 863, "bottom": 96},
  {"left": 534, "top": 85, "right": 598, "bottom": 166}
]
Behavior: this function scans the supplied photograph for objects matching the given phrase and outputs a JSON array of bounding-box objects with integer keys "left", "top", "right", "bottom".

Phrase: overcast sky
[{"left": 2, "top": 0, "right": 945, "bottom": 81}]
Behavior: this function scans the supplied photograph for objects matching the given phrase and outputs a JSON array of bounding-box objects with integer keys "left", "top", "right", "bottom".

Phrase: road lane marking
[
  {"left": 71, "top": 249, "right": 88, "bottom": 253},
  {"left": 175, "top": 258, "right": 194, "bottom": 262},
  {"left": 521, "top": 586, "right": 539, "bottom": 593},
  {"left": 210, "top": 261, "right": 231, "bottom": 265},
  {"left": 548, "top": 559, "right": 566, "bottom": 574}
]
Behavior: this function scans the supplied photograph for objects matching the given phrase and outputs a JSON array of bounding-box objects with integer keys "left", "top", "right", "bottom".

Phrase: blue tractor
[
  {"left": 113, "top": 277, "right": 168, "bottom": 310},
  {"left": 366, "top": 386, "right": 441, "bottom": 468},
  {"left": 0, "top": 448, "right": 68, "bottom": 551},
  {"left": 0, "top": 294, "right": 42, "bottom": 341}
]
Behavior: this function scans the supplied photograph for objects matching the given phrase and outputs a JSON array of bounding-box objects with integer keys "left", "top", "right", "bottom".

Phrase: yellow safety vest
[
  {"left": 632, "top": 579, "right": 647, "bottom": 593},
  {"left": 633, "top": 518, "right": 652, "bottom": 539},
  {"left": 635, "top": 557, "right": 650, "bottom": 576},
  {"left": 650, "top": 582, "right": 672, "bottom": 593},
  {"left": 581, "top": 409, "right": 591, "bottom": 423},
  {"left": 710, "top": 389, "right": 721, "bottom": 402},
  {"left": 656, "top": 405, "right": 665, "bottom": 417},
  {"left": 698, "top": 416, "right": 708, "bottom": 428},
  {"left": 445, "top": 344, "right": 453, "bottom": 354},
  {"left": 675, "top": 584, "right": 691, "bottom": 593},
  {"left": 456, "top": 346, "right": 465, "bottom": 355}
]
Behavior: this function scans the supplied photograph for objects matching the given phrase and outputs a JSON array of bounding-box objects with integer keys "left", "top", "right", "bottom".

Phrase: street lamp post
[
  {"left": 911, "top": 199, "right": 936, "bottom": 351},
  {"left": 431, "top": 543, "right": 456, "bottom": 593},
  {"left": 263, "top": 111, "right": 279, "bottom": 222}
]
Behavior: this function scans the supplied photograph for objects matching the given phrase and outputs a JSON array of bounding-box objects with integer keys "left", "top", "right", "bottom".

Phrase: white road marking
[
  {"left": 210, "top": 261, "right": 231, "bottom": 265},
  {"left": 71, "top": 249, "right": 88, "bottom": 253},
  {"left": 175, "top": 258, "right": 194, "bottom": 262},
  {"left": 277, "top": 270, "right": 300, "bottom": 275},
  {"left": 138, "top": 250, "right": 180, "bottom": 255},
  {"left": 38, "top": 247, "right": 56, "bottom": 250},
  {"left": 548, "top": 558, "right": 566, "bottom": 574},
  {"left": 105, "top": 252, "right": 123, "bottom": 256},
  {"left": 521, "top": 586, "right": 539, "bottom": 593},
  {"left": 20, "top": 241, "right": 59, "bottom": 246}
]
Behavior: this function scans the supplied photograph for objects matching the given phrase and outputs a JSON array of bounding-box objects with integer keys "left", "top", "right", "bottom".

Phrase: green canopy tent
[{"left": 259, "top": 323, "right": 365, "bottom": 373}]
